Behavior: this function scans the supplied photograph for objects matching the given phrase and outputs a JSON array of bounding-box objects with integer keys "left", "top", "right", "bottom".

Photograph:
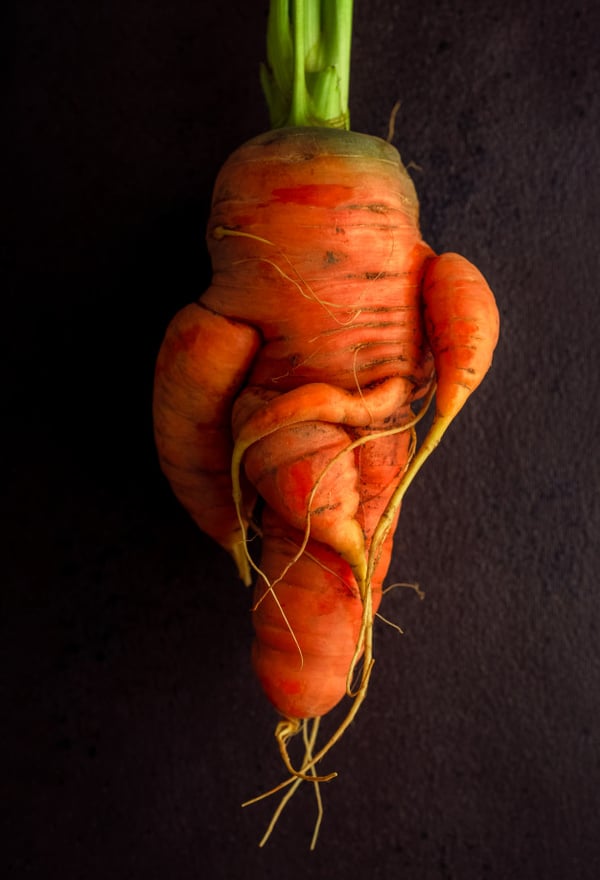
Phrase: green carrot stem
[{"left": 261, "top": 0, "right": 353, "bottom": 130}]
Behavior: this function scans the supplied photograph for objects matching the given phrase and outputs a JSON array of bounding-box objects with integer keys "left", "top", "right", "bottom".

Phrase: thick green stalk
[{"left": 260, "top": 0, "right": 353, "bottom": 130}]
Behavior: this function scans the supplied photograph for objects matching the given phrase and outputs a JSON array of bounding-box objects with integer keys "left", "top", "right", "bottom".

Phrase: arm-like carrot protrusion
[
  {"left": 423, "top": 252, "right": 500, "bottom": 421},
  {"left": 153, "top": 303, "right": 260, "bottom": 584},
  {"left": 366, "top": 253, "right": 500, "bottom": 581}
]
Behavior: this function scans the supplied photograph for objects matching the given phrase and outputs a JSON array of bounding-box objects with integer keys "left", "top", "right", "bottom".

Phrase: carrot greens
[{"left": 261, "top": 0, "right": 353, "bottom": 129}]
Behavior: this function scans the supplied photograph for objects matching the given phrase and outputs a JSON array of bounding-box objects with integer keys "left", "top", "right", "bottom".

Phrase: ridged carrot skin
[{"left": 153, "top": 125, "right": 498, "bottom": 723}]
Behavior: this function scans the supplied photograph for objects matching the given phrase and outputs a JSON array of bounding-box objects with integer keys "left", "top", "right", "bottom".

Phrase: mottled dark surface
[{"left": 7, "top": 1, "right": 600, "bottom": 877}]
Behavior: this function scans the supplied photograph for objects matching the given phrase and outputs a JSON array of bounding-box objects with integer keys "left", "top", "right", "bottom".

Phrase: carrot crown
[{"left": 261, "top": 0, "right": 353, "bottom": 130}]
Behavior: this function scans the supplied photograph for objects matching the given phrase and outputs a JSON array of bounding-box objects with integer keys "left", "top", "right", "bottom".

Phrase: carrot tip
[{"left": 228, "top": 540, "right": 252, "bottom": 587}]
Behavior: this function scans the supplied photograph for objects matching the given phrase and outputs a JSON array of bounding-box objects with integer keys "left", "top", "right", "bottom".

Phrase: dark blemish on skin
[
  {"left": 312, "top": 503, "right": 341, "bottom": 515},
  {"left": 347, "top": 203, "right": 388, "bottom": 213},
  {"left": 325, "top": 251, "right": 341, "bottom": 264}
]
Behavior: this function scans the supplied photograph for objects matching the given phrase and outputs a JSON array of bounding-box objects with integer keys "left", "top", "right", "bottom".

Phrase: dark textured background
[{"left": 7, "top": 0, "right": 600, "bottom": 877}]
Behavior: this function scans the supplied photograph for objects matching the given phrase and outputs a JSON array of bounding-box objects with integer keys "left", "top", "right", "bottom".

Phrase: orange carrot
[
  {"left": 153, "top": 123, "right": 498, "bottom": 779},
  {"left": 152, "top": 0, "right": 500, "bottom": 848}
]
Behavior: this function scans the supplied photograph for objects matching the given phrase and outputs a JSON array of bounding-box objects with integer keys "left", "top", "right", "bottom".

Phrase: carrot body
[
  {"left": 153, "top": 126, "right": 499, "bottom": 724},
  {"left": 203, "top": 129, "right": 434, "bottom": 397}
]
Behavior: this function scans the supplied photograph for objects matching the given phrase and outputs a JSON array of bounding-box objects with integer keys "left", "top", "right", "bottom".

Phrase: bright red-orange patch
[
  {"left": 285, "top": 459, "right": 316, "bottom": 511},
  {"left": 277, "top": 677, "right": 302, "bottom": 696},
  {"left": 272, "top": 184, "right": 354, "bottom": 208},
  {"left": 170, "top": 325, "right": 200, "bottom": 355}
]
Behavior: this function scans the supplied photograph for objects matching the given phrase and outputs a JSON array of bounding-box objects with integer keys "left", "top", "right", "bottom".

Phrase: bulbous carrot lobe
[
  {"left": 238, "top": 401, "right": 412, "bottom": 718},
  {"left": 153, "top": 303, "right": 260, "bottom": 583},
  {"left": 251, "top": 507, "right": 399, "bottom": 719},
  {"left": 422, "top": 253, "right": 500, "bottom": 420}
]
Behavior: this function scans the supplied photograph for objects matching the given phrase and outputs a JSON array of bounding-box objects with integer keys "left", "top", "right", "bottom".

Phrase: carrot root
[{"left": 247, "top": 717, "right": 326, "bottom": 850}]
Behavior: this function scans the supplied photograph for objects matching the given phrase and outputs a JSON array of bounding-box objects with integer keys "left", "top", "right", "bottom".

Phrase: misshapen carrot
[
  {"left": 152, "top": 0, "right": 500, "bottom": 848},
  {"left": 153, "top": 127, "right": 498, "bottom": 836}
]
